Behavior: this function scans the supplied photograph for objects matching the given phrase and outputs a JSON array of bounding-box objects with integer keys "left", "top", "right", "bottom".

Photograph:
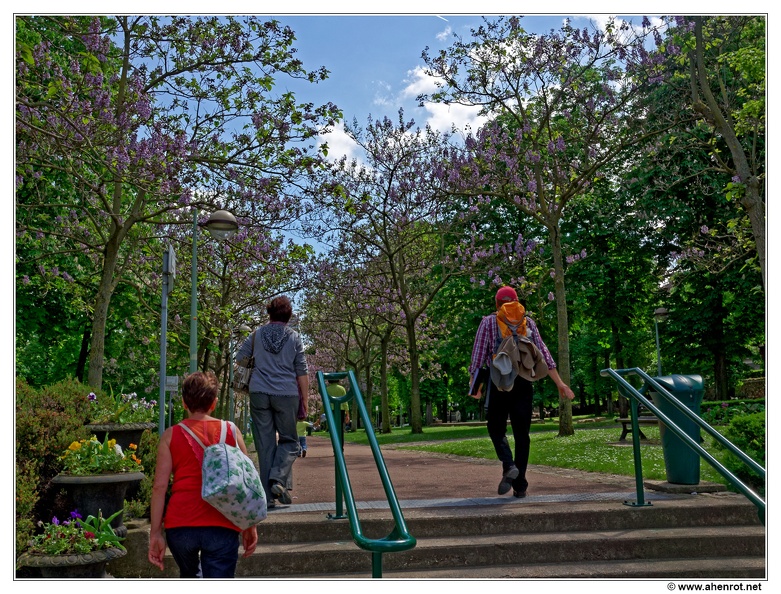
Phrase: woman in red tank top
[{"left": 148, "top": 371, "right": 258, "bottom": 577}]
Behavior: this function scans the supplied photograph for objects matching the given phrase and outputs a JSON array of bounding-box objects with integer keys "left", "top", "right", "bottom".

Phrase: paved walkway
[{"left": 264, "top": 433, "right": 687, "bottom": 514}]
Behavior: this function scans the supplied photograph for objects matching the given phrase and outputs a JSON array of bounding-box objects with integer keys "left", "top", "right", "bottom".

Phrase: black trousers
[{"left": 485, "top": 377, "right": 534, "bottom": 492}]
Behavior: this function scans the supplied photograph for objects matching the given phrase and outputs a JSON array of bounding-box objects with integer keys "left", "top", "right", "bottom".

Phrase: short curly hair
[
  {"left": 182, "top": 371, "right": 220, "bottom": 413},
  {"left": 267, "top": 295, "right": 292, "bottom": 323}
]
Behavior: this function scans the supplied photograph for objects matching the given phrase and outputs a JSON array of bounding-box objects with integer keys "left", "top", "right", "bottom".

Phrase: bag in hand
[
  {"left": 233, "top": 357, "right": 254, "bottom": 391},
  {"left": 178, "top": 420, "right": 267, "bottom": 529}
]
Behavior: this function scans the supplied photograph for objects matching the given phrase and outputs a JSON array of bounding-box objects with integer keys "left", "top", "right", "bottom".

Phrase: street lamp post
[
  {"left": 653, "top": 307, "right": 669, "bottom": 376},
  {"left": 189, "top": 209, "right": 239, "bottom": 374}
]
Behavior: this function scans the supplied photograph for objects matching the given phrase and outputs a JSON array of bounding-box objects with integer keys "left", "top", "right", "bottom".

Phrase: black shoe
[
  {"left": 271, "top": 481, "right": 292, "bottom": 505},
  {"left": 513, "top": 489, "right": 527, "bottom": 498},
  {"left": 498, "top": 466, "right": 520, "bottom": 495}
]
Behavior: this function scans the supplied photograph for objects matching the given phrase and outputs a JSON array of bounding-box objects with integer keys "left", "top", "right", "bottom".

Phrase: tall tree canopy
[{"left": 16, "top": 15, "right": 340, "bottom": 388}]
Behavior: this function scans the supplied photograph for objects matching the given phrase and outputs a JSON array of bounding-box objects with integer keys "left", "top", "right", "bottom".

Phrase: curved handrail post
[
  {"left": 601, "top": 367, "right": 765, "bottom": 524},
  {"left": 316, "top": 370, "right": 417, "bottom": 577}
]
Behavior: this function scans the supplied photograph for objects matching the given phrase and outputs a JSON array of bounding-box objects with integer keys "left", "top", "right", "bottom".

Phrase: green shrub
[
  {"left": 15, "top": 460, "right": 39, "bottom": 554},
  {"left": 701, "top": 400, "right": 764, "bottom": 425},
  {"left": 15, "top": 377, "right": 94, "bottom": 556},
  {"left": 720, "top": 412, "right": 765, "bottom": 496}
]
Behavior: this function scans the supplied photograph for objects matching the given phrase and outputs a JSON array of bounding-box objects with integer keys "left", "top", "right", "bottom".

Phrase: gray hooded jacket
[{"left": 236, "top": 322, "right": 308, "bottom": 396}]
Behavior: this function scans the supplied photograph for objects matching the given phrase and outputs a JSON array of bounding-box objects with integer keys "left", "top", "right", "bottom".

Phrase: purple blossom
[
  {"left": 22, "top": 275, "right": 30, "bottom": 285},
  {"left": 88, "top": 392, "right": 97, "bottom": 401},
  {"left": 580, "top": 249, "right": 587, "bottom": 259},
  {"left": 548, "top": 292, "right": 555, "bottom": 301},
  {"left": 700, "top": 225, "right": 709, "bottom": 234},
  {"left": 731, "top": 176, "right": 741, "bottom": 183}
]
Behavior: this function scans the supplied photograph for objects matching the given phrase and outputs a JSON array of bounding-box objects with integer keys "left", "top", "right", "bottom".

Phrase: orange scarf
[{"left": 497, "top": 301, "right": 527, "bottom": 338}]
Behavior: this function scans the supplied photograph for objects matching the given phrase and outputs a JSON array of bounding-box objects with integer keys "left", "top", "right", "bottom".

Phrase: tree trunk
[
  {"left": 692, "top": 17, "right": 765, "bottom": 289},
  {"left": 380, "top": 332, "right": 392, "bottom": 433},
  {"left": 612, "top": 323, "right": 629, "bottom": 417},
  {"left": 550, "top": 224, "right": 574, "bottom": 436},
  {"left": 87, "top": 233, "right": 123, "bottom": 390},
  {"left": 406, "top": 319, "right": 423, "bottom": 434},
  {"left": 76, "top": 327, "right": 91, "bottom": 382}
]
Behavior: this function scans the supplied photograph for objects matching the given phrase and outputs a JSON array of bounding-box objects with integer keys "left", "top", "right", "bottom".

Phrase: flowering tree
[
  {"left": 16, "top": 16, "right": 340, "bottom": 389},
  {"left": 308, "top": 111, "right": 492, "bottom": 433},
  {"left": 420, "top": 16, "right": 671, "bottom": 434}
]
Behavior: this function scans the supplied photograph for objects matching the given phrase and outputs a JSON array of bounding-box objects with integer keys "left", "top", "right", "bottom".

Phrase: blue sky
[{"left": 268, "top": 13, "right": 650, "bottom": 161}]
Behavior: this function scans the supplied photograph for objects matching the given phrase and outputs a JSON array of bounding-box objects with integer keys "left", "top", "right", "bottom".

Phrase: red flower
[{"left": 84, "top": 531, "right": 96, "bottom": 539}]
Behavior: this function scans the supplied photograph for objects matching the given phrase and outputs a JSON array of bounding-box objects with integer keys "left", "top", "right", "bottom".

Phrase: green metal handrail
[
  {"left": 316, "top": 370, "right": 416, "bottom": 578},
  {"left": 601, "top": 367, "right": 765, "bottom": 524}
]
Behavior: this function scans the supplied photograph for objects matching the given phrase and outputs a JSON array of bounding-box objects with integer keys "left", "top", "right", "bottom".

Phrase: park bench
[{"left": 615, "top": 415, "right": 659, "bottom": 441}]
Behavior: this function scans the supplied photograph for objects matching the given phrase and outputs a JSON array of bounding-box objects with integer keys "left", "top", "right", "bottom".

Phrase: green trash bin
[{"left": 648, "top": 374, "right": 705, "bottom": 485}]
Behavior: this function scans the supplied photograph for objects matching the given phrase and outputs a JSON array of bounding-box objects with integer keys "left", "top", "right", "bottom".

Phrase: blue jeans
[
  {"left": 249, "top": 391, "right": 299, "bottom": 496},
  {"left": 486, "top": 377, "right": 534, "bottom": 492},
  {"left": 165, "top": 526, "right": 240, "bottom": 578}
]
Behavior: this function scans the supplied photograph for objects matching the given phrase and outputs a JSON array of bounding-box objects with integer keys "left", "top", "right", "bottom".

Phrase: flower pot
[
  {"left": 86, "top": 422, "right": 156, "bottom": 450},
  {"left": 17, "top": 547, "right": 127, "bottom": 578},
  {"left": 51, "top": 472, "right": 144, "bottom": 538}
]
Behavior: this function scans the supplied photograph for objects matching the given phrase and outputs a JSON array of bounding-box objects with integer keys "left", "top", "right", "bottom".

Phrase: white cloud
[
  {"left": 400, "top": 65, "right": 439, "bottom": 100},
  {"left": 436, "top": 25, "right": 452, "bottom": 42},
  {"left": 422, "top": 101, "right": 487, "bottom": 135},
  {"left": 317, "top": 123, "right": 361, "bottom": 162}
]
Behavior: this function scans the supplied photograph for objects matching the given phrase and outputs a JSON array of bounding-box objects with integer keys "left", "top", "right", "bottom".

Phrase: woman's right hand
[
  {"left": 148, "top": 531, "right": 167, "bottom": 570},
  {"left": 241, "top": 526, "right": 258, "bottom": 557}
]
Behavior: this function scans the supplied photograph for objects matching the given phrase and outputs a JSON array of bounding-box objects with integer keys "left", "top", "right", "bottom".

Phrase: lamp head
[{"left": 204, "top": 210, "right": 239, "bottom": 241}]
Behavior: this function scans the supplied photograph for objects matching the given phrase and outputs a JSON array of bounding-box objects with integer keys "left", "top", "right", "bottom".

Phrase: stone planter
[
  {"left": 86, "top": 422, "right": 156, "bottom": 451},
  {"left": 51, "top": 472, "right": 144, "bottom": 537},
  {"left": 17, "top": 547, "right": 127, "bottom": 578}
]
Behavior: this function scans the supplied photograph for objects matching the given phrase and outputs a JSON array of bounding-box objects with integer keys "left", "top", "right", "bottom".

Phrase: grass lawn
[{"left": 333, "top": 419, "right": 731, "bottom": 486}]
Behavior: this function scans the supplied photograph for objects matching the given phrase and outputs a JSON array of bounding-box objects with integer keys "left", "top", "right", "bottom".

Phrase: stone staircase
[{"left": 111, "top": 493, "right": 765, "bottom": 579}]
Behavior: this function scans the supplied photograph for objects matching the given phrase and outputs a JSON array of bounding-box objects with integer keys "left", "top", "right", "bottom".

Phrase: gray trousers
[{"left": 249, "top": 391, "right": 299, "bottom": 496}]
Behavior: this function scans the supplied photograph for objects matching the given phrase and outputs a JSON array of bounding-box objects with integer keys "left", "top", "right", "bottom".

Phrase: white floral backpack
[{"left": 178, "top": 420, "right": 267, "bottom": 529}]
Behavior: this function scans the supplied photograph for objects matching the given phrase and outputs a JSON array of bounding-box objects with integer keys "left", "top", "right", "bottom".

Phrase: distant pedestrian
[
  {"left": 296, "top": 419, "right": 308, "bottom": 457},
  {"left": 469, "top": 286, "right": 574, "bottom": 498},
  {"left": 236, "top": 296, "right": 309, "bottom": 508}
]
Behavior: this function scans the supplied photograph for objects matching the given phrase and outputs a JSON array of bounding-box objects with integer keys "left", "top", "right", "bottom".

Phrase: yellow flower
[{"left": 68, "top": 442, "right": 82, "bottom": 451}]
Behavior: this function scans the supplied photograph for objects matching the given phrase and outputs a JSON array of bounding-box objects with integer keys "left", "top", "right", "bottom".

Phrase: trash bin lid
[{"left": 652, "top": 374, "right": 704, "bottom": 395}]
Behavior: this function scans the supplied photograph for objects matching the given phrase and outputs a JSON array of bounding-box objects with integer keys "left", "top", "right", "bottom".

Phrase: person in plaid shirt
[{"left": 469, "top": 286, "right": 575, "bottom": 498}]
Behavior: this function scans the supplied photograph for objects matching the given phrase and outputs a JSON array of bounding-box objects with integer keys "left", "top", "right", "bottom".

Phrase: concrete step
[
  {"left": 325, "top": 557, "right": 767, "bottom": 579},
  {"left": 255, "top": 496, "right": 761, "bottom": 543},
  {"left": 237, "top": 525, "right": 765, "bottom": 577},
  {"left": 109, "top": 494, "right": 765, "bottom": 579}
]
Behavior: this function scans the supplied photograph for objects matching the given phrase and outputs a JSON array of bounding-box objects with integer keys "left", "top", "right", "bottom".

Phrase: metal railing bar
[
  {"left": 601, "top": 368, "right": 765, "bottom": 520},
  {"left": 316, "top": 371, "right": 416, "bottom": 577}
]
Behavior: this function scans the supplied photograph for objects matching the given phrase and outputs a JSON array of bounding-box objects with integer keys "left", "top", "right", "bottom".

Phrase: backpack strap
[
  {"left": 178, "top": 420, "right": 230, "bottom": 449},
  {"left": 178, "top": 422, "right": 206, "bottom": 450}
]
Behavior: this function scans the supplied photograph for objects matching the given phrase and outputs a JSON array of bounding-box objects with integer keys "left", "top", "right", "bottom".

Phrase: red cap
[{"left": 495, "top": 286, "right": 518, "bottom": 306}]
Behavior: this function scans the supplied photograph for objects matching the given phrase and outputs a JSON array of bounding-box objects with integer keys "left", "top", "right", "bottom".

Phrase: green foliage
[
  {"left": 22, "top": 509, "right": 124, "bottom": 556},
  {"left": 89, "top": 390, "right": 158, "bottom": 424},
  {"left": 700, "top": 400, "right": 765, "bottom": 425},
  {"left": 15, "top": 377, "right": 92, "bottom": 503},
  {"left": 124, "top": 429, "right": 158, "bottom": 519},
  {"left": 60, "top": 435, "right": 143, "bottom": 475},
  {"left": 719, "top": 412, "right": 765, "bottom": 495},
  {"left": 15, "top": 460, "right": 39, "bottom": 555}
]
